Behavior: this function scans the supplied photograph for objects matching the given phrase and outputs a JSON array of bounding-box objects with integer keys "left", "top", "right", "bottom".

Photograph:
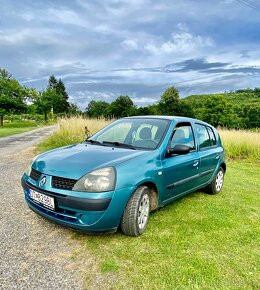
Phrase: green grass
[
  {"left": 0, "top": 121, "right": 39, "bottom": 138},
  {"left": 72, "top": 161, "right": 260, "bottom": 289}
]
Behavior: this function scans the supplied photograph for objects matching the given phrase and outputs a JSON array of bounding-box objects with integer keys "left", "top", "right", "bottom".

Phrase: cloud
[
  {"left": 144, "top": 32, "right": 214, "bottom": 57},
  {"left": 0, "top": 0, "right": 260, "bottom": 108},
  {"left": 164, "top": 58, "right": 229, "bottom": 72}
]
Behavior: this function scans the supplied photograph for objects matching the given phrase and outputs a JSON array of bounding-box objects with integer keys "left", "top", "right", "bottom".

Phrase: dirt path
[{"left": 0, "top": 127, "right": 88, "bottom": 289}]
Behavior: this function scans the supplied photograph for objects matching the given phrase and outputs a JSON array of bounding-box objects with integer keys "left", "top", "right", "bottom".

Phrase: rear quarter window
[{"left": 207, "top": 126, "right": 217, "bottom": 146}]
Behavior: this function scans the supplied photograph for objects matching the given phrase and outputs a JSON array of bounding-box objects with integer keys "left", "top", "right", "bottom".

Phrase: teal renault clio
[{"left": 21, "top": 116, "right": 226, "bottom": 236}]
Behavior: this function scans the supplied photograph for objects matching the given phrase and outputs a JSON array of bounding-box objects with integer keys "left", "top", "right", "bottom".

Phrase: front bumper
[{"left": 21, "top": 174, "right": 134, "bottom": 232}]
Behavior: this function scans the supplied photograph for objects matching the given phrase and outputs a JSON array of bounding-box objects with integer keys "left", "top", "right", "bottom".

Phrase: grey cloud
[{"left": 164, "top": 58, "right": 230, "bottom": 72}]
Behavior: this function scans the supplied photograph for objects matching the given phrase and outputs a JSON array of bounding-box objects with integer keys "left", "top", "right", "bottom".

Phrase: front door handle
[{"left": 193, "top": 160, "right": 199, "bottom": 167}]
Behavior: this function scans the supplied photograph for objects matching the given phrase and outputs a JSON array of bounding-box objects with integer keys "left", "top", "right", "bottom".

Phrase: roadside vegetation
[
  {"left": 37, "top": 117, "right": 112, "bottom": 152},
  {"left": 0, "top": 120, "right": 39, "bottom": 138}
]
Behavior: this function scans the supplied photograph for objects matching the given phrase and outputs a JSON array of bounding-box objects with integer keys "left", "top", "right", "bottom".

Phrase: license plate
[{"left": 29, "top": 189, "right": 55, "bottom": 210}]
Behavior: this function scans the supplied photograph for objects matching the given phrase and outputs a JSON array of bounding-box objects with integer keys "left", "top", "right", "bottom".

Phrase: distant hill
[{"left": 184, "top": 89, "right": 260, "bottom": 107}]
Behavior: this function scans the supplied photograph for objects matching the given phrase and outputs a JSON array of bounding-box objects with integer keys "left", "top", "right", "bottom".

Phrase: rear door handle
[
  {"left": 193, "top": 160, "right": 199, "bottom": 167},
  {"left": 216, "top": 154, "right": 220, "bottom": 159}
]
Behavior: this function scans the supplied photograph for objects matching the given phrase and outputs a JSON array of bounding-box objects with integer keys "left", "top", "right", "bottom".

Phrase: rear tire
[
  {"left": 121, "top": 186, "right": 150, "bottom": 237},
  {"left": 207, "top": 167, "right": 225, "bottom": 194}
]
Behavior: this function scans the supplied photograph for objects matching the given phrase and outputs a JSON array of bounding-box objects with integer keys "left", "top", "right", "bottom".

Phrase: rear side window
[
  {"left": 195, "top": 124, "right": 211, "bottom": 149},
  {"left": 207, "top": 126, "right": 217, "bottom": 146}
]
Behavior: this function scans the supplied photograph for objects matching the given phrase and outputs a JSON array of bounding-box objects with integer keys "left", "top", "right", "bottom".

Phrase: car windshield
[{"left": 88, "top": 118, "right": 170, "bottom": 150}]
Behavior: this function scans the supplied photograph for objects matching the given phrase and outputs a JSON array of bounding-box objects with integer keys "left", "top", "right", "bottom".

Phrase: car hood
[{"left": 33, "top": 143, "right": 148, "bottom": 179}]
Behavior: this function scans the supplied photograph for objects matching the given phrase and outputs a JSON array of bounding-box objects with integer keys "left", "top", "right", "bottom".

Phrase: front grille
[
  {"left": 52, "top": 176, "right": 77, "bottom": 190},
  {"left": 30, "top": 168, "right": 42, "bottom": 181}
]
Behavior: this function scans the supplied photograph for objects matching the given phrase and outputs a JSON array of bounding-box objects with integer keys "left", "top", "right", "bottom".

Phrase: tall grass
[
  {"left": 37, "top": 117, "right": 112, "bottom": 152},
  {"left": 219, "top": 128, "right": 260, "bottom": 161},
  {"left": 37, "top": 117, "right": 260, "bottom": 161}
]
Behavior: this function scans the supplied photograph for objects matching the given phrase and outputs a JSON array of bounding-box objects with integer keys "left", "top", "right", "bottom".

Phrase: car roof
[{"left": 124, "top": 115, "right": 213, "bottom": 127}]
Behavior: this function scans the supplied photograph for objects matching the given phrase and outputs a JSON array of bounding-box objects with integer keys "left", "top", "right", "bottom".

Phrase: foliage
[
  {"left": 68, "top": 103, "right": 81, "bottom": 115},
  {"left": 241, "top": 103, "right": 260, "bottom": 128},
  {"left": 157, "top": 87, "right": 194, "bottom": 117},
  {"left": 196, "top": 95, "right": 236, "bottom": 127},
  {"left": 48, "top": 75, "right": 70, "bottom": 113},
  {"left": 86, "top": 100, "right": 109, "bottom": 117},
  {"left": 36, "top": 117, "right": 112, "bottom": 152},
  {"left": 0, "top": 68, "right": 28, "bottom": 126},
  {"left": 158, "top": 87, "right": 180, "bottom": 115},
  {"left": 34, "top": 76, "right": 71, "bottom": 121},
  {"left": 0, "top": 120, "right": 38, "bottom": 137},
  {"left": 106, "top": 95, "right": 136, "bottom": 118},
  {"left": 184, "top": 88, "right": 260, "bottom": 128}
]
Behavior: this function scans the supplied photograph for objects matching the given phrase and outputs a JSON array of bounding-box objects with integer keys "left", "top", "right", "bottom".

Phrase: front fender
[{"left": 115, "top": 149, "right": 164, "bottom": 201}]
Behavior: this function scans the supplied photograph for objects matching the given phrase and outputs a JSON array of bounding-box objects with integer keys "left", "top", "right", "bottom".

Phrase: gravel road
[{"left": 0, "top": 127, "right": 87, "bottom": 290}]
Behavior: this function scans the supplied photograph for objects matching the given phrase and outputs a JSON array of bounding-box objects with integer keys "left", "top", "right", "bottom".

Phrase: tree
[
  {"left": 241, "top": 104, "right": 260, "bottom": 128},
  {"left": 158, "top": 87, "right": 193, "bottom": 117},
  {"left": 68, "top": 103, "right": 80, "bottom": 115},
  {"left": 0, "top": 69, "right": 27, "bottom": 126},
  {"left": 0, "top": 69, "right": 12, "bottom": 80},
  {"left": 106, "top": 95, "right": 135, "bottom": 118},
  {"left": 199, "top": 95, "right": 237, "bottom": 127},
  {"left": 47, "top": 75, "right": 70, "bottom": 113},
  {"left": 86, "top": 100, "right": 109, "bottom": 117},
  {"left": 34, "top": 87, "right": 64, "bottom": 121},
  {"left": 158, "top": 87, "right": 180, "bottom": 115}
]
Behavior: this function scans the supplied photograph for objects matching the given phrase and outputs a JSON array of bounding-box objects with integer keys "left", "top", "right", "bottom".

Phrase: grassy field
[
  {"left": 219, "top": 128, "right": 260, "bottom": 161},
  {"left": 37, "top": 117, "right": 112, "bottom": 152},
  {"left": 72, "top": 161, "right": 259, "bottom": 289},
  {"left": 36, "top": 117, "right": 260, "bottom": 289},
  {"left": 0, "top": 121, "right": 39, "bottom": 138}
]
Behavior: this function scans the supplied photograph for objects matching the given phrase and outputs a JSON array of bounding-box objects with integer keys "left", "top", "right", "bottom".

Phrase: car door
[
  {"left": 162, "top": 122, "right": 200, "bottom": 201},
  {"left": 195, "top": 123, "right": 221, "bottom": 184}
]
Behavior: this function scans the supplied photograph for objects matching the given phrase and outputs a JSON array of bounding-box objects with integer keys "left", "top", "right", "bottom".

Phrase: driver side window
[{"left": 170, "top": 123, "right": 195, "bottom": 150}]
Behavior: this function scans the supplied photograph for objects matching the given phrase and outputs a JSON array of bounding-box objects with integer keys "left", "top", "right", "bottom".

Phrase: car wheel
[
  {"left": 207, "top": 167, "right": 225, "bottom": 194},
  {"left": 121, "top": 185, "right": 150, "bottom": 237}
]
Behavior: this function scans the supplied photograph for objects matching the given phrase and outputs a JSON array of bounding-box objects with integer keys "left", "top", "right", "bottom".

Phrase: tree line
[
  {"left": 0, "top": 68, "right": 78, "bottom": 126},
  {"left": 85, "top": 87, "right": 260, "bottom": 128},
  {"left": 0, "top": 68, "right": 259, "bottom": 128}
]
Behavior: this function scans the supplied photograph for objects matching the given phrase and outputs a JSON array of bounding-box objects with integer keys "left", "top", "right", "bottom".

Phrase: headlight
[
  {"left": 72, "top": 167, "right": 116, "bottom": 192},
  {"left": 24, "top": 155, "right": 38, "bottom": 176}
]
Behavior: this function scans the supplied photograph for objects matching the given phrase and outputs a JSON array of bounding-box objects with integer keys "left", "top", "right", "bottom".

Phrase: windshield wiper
[
  {"left": 102, "top": 141, "right": 136, "bottom": 150},
  {"left": 85, "top": 139, "right": 104, "bottom": 146}
]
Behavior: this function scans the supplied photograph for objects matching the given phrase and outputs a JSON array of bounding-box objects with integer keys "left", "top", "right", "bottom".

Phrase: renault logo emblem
[{"left": 39, "top": 176, "right": 46, "bottom": 187}]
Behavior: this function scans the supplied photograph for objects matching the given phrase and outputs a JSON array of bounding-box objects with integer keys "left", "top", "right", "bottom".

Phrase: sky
[{"left": 0, "top": 0, "right": 260, "bottom": 109}]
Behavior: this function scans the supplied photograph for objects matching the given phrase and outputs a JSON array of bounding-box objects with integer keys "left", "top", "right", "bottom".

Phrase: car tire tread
[
  {"left": 121, "top": 186, "right": 150, "bottom": 237},
  {"left": 206, "top": 167, "right": 225, "bottom": 195}
]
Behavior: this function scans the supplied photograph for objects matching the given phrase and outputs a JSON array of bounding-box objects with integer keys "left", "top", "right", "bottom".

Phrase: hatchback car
[{"left": 21, "top": 116, "right": 226, "bottom": 236}]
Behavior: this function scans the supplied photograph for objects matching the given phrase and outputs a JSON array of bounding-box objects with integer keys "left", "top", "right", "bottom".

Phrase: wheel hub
[
  {"left": 216, "top": 171, "right": 224, "bottom": 191},
  {"left": 138, "top": 193, "right": 149, "bottom": 229}
]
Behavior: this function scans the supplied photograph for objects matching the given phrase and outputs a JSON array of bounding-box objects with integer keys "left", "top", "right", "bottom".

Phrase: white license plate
[{"left": 29, "top": 189, "right": 55, "bottom": 210}]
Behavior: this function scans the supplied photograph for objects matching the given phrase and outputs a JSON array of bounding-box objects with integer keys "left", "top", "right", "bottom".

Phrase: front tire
[
  {"left": 207, "top": 167, "right": 225, "bottom": 194},
  {"left": 121, "top": 186, "right": 150, "bottom": 237}
]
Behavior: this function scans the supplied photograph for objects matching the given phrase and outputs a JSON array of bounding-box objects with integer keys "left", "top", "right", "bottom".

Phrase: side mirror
[{"left": 167, "top": 144, "right": 190, "bottom": 156}]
